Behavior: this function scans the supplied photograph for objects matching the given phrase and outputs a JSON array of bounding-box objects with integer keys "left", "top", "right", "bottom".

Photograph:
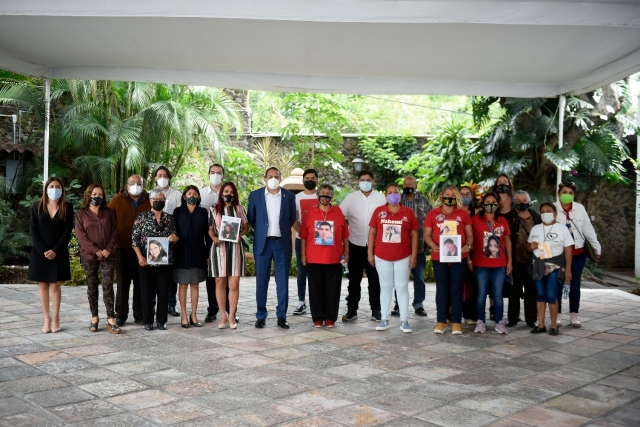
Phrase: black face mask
[
  {"left": 516, "top": 203, "right": 530, "bottom": 212},
  {"left": 442, "top": 197, "right": 457, "bottom": 206},
  {"left": 90, "top": 197, "right": 103, "bottom": 206},
  {"left": 402, "top": 187, "right": 415, "bottom": 195},
  {"left": 304, "top": 180, "right": 317, "bottom": 191},
  {"left": 185, "top": 196, "right": 199, "bottom": 206},
  {"left": 496, "top": 184, "right": 511, "bottom": 194},
  {"left": 152, "top": 201, "right": 165, "bottom": 211},
  {"left": 221, "top": 194, "right": 235, "bottom": 204}
]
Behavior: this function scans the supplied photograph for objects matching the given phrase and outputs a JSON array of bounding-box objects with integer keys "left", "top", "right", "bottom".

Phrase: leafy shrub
[{"left": 66, "top": 256, "right": 86, "bottom": 286}]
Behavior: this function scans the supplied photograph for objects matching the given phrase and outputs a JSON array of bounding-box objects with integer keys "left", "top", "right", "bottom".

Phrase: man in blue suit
[{"left": 248, "top": 167, "right": 297, "bottom": 329}]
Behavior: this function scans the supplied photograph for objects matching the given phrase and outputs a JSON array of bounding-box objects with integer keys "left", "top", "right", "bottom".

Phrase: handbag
[
  {"left": 569, "top": 219, "right": 597, "bottom": 262},
  {"left": 485, "top": 221, "right": 512, "bottom": 287}
]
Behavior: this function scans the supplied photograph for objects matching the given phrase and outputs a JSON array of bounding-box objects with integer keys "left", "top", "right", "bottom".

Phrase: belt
[{"left": 267, "top": 236, "right": 281, "bottom": 240}]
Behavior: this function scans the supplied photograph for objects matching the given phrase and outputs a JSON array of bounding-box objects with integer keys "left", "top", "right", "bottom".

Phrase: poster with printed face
[
  {"left": 219, "top": 215, "right": 241, "bottom": 243},
  {"left": 483, "top": 232, "right": 501, "bottom": 258},
  {"left": 147, "top": 237, "right": 169, "bottom": 265},
  {"left": 382, "top": 224, "right": 402, "bottom": 243},
  {"left": 441, "top": 220, "right": 458, "bottom": 236},
  {"left": 440, "top": 235, "right": 461, "bottom": 262},
  {"left": 538, "top": 243, "right": 552, "bottom": 259},
  {"left": 314, "top": 220, "right": 334, "bottom": 245}
]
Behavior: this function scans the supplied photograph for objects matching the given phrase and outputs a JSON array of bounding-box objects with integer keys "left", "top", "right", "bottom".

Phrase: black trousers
[
  {"left": 139, "top": 265, "right": 170, "bottom": 325},
  {"left": 115, "top": 248, "right": 142, "bottom": 322},
  {"left": 346, "top": 242, "right": 381, "bottom": 311},
  {"left": 168, "top": 282, "right": 178, "bottom": 307},
  {"left": 206, "top": 277, "right": 230, "bottom": 315},
  {"left": 509, "top": 261, "right": 537, "bottom": 325},
  {"left": 308, "top": 263, "right": 343, "bottom": 322}
]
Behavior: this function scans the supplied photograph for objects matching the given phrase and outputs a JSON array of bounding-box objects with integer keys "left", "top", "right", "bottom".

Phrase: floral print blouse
[{"left": 131, "top": 211, "right": 177, "bottom": 266}]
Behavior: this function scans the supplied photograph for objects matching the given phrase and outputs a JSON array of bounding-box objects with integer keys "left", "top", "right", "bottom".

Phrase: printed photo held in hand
[
  {"left": 440, "top": 235, "right": 461, "bottom": 262},
  {"left": 147, "top": 237, "right": 169, "bottom": 265},
  {"left": 219, "top": 215, "right": 241, "bottom": 243}
]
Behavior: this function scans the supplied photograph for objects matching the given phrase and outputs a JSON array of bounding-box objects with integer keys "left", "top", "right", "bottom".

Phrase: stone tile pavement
[{"left": 1, "top": 278, "right": 639, "bottom": 426}]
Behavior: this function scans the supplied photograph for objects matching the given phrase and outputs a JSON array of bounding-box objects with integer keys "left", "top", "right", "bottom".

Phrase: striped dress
[{"left": 209, "top": 205, "right": 247, "bottom": 277}]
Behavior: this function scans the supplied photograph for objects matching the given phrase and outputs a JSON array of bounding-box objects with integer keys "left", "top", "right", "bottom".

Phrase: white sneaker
[
  {"left": 570, "top": 313, "right": 581, "bottom": 328},
  {"left": 556, "top": 313, "right": 563, "bottom": 327}
]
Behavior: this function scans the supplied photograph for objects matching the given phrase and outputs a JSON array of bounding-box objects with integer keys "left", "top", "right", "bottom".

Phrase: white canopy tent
[{"left": 1, "top": 0, "right": 640, "bottom": 272}]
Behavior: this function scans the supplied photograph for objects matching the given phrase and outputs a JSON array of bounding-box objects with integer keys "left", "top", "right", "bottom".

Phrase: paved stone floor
[{"left": 1, "top": 279, "right": 640, "bottom": 427}]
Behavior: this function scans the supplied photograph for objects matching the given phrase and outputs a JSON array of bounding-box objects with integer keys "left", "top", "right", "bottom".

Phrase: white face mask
[
  {"left": 156, "top": 178, "right": 169, "bottom": 188},
  {"left": 210, "top": 174, "right": 223, "bottom": 186},
  {"left": 541, "top": 212, "right": 555, "bottom": 224},
  {"left": 267, "top": 177, "right": 280, "bottom": 190},
  {"left": 47, "top": 188, "right": 62, "bottom": 201},
  {"left": 129, "top": 184, "right": 142, "bottom": 196}
]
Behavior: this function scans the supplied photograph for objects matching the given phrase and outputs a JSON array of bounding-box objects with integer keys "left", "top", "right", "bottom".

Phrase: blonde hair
[{"left": 440, "top": 185, "right": 462, "bottom": 208}]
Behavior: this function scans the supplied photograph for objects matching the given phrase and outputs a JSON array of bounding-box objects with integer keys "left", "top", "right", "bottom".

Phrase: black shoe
[
  {"left": 144, "top": 324, "right": 153, "bottom": 331},
  {"left": 156, "top": 322, "right": 167, "bottom": 330},
  {"left": 390, "top": 306, "right": 400, "bottom": 316},
  {"left": 255, "top": 318, "right": 266, "bottom": 328},
  {"left": 205, "top": 313, "right": 217, "bottom": 322},
  {"left": 371, "top": 310, "right": 381, "bottom": 321},
  {"left": 415, "top": 308, "right": 428, "bottom": 317},
  {"left": 134, "top": 317, "right": 144, "bottom": 325},
  {"left": 530, "top": 326, "right": 547, "bottom": 334},
  {"left": 549, "top": 328, "right": 559, "bottom": 336},
  {"left": 526, "top": 322, "right": 537, "bottom": 328},
  {"left": 277, "top": 317, "right": 290, "bottom": 329},
  {"left": 189, "top": 313, "right": 202, "bottom": 327},
  {"left": 181, "top": 323, "right": 189, "bottom": 329},
  {"left": 116, "top": 318, "right": 126, "bottom": 327},
  {"left": 235, "top": 314, "right": 240, "bottom": 323},
  {"left": 292, "top": 304, "right": 307, "bottom": 315},
  {"left": 341, "top": 309, "right": 358, "bottom": 322},
  {"left": 168, "top": 306, "right": 180, "bottom": 317},
  {"left": 506, "top": 321, "right": 518, "bottom": 327}
]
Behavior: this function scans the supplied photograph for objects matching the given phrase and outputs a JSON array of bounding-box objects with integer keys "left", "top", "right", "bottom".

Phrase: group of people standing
[{"left": 28, "top": 165, "right": 600, "bottom": 337}]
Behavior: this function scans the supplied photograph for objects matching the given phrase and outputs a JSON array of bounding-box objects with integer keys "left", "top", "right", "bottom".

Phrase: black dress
[{"left": 28, "top": 201, "right": 74, "bottom": 282}]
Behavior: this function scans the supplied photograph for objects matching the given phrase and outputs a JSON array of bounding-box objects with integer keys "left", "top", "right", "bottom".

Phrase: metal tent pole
[
  {"left": 43, "top": 78, "right": 50, "bottom": 185},
  {"left": 556, "top": 94, "right": 566, "bottom": 197},
  {"left": 635, "top": 95, "right": 640, "bottom": 278}
]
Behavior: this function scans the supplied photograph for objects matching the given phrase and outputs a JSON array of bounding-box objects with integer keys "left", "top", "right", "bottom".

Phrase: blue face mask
[
  {"left": 47, "top": 188, "right": 62, "bottom": 201},
  {"left": 359, "top": 181, "right": 372, "bottom": 192},
  {"left": 462, "top": 196, "right": 473, "bottom": 206}
]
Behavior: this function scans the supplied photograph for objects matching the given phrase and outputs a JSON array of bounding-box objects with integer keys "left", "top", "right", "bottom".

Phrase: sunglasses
[{"left": 558, "top": 181, "right": 576, "bottom": 190}]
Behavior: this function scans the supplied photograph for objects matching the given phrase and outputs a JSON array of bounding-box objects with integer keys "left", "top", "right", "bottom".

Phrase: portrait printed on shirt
[
  {"left": 314, "top": 220, "right": 334, "bottom": 245},
  {"left": 440, "top": 234, "right": 461, "bottom": 263},
  {"left": 382, "top": 224, "right": 402, "bottom": 243},
  {"left": 219, "top": 215, "right": 241, "bottom": 243},
  {"left": 482, "top": 232, "right": 502, "bottom": 259},
  {"left": 147, "top": 237, "right": 169, "bottom": 265}
]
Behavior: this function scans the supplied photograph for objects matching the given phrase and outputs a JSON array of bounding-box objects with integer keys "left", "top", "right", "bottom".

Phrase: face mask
[
  {"left": 152, "top": 200, "right": 165, "bottom": 211},
  {"left": 461, "top": 196, "right": 473, "bottom": 206},
  {"left": 560, "top": 194, "right": 574, "bottom": 205},
  {"left": 304, "top": 180, "right": 317, "bottom": 191},
  {"left": 402, "top": 187, "right": 415, "bottom": 195},
  {"left": 90, "top": 197, "right": 103, "bottom": 206},
  {"left": 267, "top": 177, "right": 280, "bottom": 190},
  {"left": 442, "top": 197, "right": 457, "bottom": 207},
  {"left": 318, "top": 195, "right": 332, "bottom": 206},
  {"left": 541, "top": 212, "right": 556, "bottom": 224},
  {"left": 516, "top": 203, "right": 530, "bottom": 212},
  {"left": 221, "top": 194, "right": 234, "bottom": 204},
  {"left": 47, "top": 188, "right": 62, "bottom": 201},
  {"left": 210, "top": 174, "right": 223, "bottom": 186},
  {"left": 185, "top": 196, "right": 199, "bottom": 205},
  {"left": 156, "top": 178, "right": 169, "bottom": 188},
  {"left": 359, "top": 181, "right": 372, "bottom": 192},
  {"left": 496, "top": 184, "right": 510, "bottom": 194},
  {"left": 484, "top": 203, "right": 498, "bottom": 213},
  {"left": 387, "top": 193, "right": 401, "bottom": 205},
  {"left": 129, "top": 184, "right": 142, "bottom": 196}
]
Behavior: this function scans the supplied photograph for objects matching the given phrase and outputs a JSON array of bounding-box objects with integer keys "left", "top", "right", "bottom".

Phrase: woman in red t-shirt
[
  {"left": 367, "top": 183, "right": 418, "bottom": 333},
  {"left": 300, "top": 184, "right": 349, "bottom": 328},
  {"left": 424, "top": 185, "right": 473, "bottom": 335},
  {"left": 471, "top": 191, "right": 512, "bottom": 334}
]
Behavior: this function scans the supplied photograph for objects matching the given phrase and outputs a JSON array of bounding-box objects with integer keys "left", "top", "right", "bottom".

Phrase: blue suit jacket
[{"left": 248, "top": 186, "right": 297, "bottom": 256}]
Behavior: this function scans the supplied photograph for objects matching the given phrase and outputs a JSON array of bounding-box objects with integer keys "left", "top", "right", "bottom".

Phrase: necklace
[{"left": 543, "top": 223, "right": 557, "bottom": 241}]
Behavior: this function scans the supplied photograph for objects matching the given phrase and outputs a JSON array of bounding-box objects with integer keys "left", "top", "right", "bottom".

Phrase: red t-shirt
[
  {"left": 423, "top": 207, "right": 472, "bottom": 261},
  {"left": 368, "top": 204, "right": 419, "bottom": 262},
  {"left": 471, "top": 214, "right": 511, "bottom": 267},
  {"left": 300, "top": 205, "right": 349, "bottom": 264},
  {"left": 563, "top": 204, "right": 584, "bottom": 255}
]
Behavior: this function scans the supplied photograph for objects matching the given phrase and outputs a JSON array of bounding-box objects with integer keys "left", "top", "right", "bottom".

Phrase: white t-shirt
[
  {"left": 162, "top": 187, "right": 183, "bottom": 215},
  {"left": 528, "top": 222, "right": 574, "bottom": 258},
  {"left": 339, "top": 190, "right": 387, "bottom": 247},
  {"left": 200, "top": 185, "right": 220, "bottom": 211},
  {"left": 295, "top": 191, "right": 319, "bottom": 239}
]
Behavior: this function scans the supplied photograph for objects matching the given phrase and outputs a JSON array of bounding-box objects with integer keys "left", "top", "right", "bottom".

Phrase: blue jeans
[
  {"left": 535, "top": 269, "right": 559, "bottom": 304},
  {"left": 375, "top": 256, "right": 411, "bottom": 321},
  {"left": 432, "top": 260, "right": 466, "bottom": 323},
  {"left": 295, "top": 239, "right": 307, "bottom": 302},
  {"left": 558, "top": 252, "right": 586, "bottom": 314},
  {"left": 475, "top": 266, "right": 506, "bottom": 323}
]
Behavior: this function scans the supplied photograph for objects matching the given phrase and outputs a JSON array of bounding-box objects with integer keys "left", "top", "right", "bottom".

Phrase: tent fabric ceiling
[{"left": 1, "top": 1, "right": 640, "bottom": 97}]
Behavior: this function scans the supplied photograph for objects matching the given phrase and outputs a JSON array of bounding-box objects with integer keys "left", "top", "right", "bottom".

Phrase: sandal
[
  {"left": 42, "top": 317, "right": 52, "bottom": 334},
  {"left": 90, "top": 318, "right": 99, "bottom": 333},
  {"left": 106, "top": 319, "right": 121, "bottom": 334}
]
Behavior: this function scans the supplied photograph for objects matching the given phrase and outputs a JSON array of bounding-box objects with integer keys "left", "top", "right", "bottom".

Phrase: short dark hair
[
  {"left": 385, "top": 183, "right": 400, "bottom": 192},
  {"left": 358, "top": 170, "right": 374, "bottom": 180},
  {"left": 444, "top": 238, "right": 454, "bottom": 245},
  {"left": 539, "top": 202, "right": 557, "bottom": 212},
  {"left": 558, "top": 181, "right": 576, "bottom": 193},
  {"left": 318, "top": 221, "right": 332, "bottom": 229},
  {"left": 303, "top": 169, "right": 318, "bottom": 179},
  {"left": 264, "top": 167, "right": 281, "bottom": 178},
  {"left": 209, "top": 164, "right": 225, "bottom": 175},
  {"left": 154, "top": 166, "right": 172, "bottom": 180},
  {"left": 180, "top": 185, "right": 201, "bottom": 207}
]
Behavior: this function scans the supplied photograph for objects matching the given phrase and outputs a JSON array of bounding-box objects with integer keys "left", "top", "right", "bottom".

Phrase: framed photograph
[
  {"left": 440, "top": 235, "right": 461, "bottom": 262},
  {"left": 219, "top": 215, "right": 241, "bottom": 243},
  {"left": 314, "top": 220, "right": 334, "bottom": 245},
  {"left": 147, "top": 237, "right": 169, "bottom": 265}
]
